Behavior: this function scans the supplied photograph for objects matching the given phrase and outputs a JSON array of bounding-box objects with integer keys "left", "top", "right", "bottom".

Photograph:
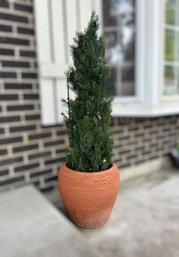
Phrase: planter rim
[{"left": 61, "top": 162, "right": 118, "bottom": 175}]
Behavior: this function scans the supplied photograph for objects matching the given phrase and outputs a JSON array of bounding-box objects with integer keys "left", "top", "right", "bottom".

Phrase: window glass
[
  {"left": 164, "top": 0, "right": 179, "bottom": 95},
  {"left": 103, "top": 0, "right": 135, "bottom": 96}
]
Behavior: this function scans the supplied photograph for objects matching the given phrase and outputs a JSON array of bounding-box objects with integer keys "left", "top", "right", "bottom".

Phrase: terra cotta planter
[{"left": 58, "top": 163, "right": 120, "bottom": 228}]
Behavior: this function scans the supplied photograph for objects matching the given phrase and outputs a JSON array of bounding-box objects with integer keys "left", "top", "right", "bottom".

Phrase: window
[
  {"left": 164, "top": 0, "right": 179, "bottom": 95},
  {"left": 103, "top": 0, "right": 135, "bottom": 96},
  {"left": 35, "top": 0, "right": 179, "bottom": 125}
]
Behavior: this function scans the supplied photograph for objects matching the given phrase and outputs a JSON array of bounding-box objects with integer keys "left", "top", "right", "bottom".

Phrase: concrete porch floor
[
  {"left": 80, "top": 169, "right": 179, "bottom": 257},
  {"left": 0, "top": 165, "right": 179, "bottom": 257}
]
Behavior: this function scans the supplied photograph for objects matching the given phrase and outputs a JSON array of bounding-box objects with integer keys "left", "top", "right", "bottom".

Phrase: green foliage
[
  {"left": 63, "top": 11, "right": 113, "bottom": 172},
  {"left": 176, "top": 144, "right": 179, "bottom": 152}
]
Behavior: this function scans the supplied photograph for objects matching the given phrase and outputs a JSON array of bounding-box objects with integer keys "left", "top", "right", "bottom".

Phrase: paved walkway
[{"left": 81, "top": 170, "right": 179, "bottom": 257}]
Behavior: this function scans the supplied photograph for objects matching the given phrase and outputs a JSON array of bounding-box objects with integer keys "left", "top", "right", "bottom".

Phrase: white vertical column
[
  {"left": 51, "top": 0, "right": 67, "bottom": 123},
  {"left": 66, "top": 0, "right": 78, "bottom": 64},
  {"left": 34, "top": 0, "right": 56, "bottom": 125}
]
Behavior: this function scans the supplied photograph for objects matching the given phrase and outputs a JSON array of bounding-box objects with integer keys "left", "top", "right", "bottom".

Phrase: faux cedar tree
[{"left": 62, "top": 11, "right": 113, "bottom": 172}]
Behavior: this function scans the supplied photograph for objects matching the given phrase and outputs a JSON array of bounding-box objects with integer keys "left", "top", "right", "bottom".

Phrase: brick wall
[{"left": 0, "top": 0, "right": 179, "bottom": 194}]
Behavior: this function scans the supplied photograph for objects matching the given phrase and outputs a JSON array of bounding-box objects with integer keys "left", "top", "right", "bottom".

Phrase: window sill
[{"left": 112, "top": 101, "right": 179, "bottom": 117}]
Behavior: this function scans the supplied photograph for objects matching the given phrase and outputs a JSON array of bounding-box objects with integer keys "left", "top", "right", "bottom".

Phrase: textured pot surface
[{"left": 58, "top": 163, "right": 120, "bottom": 229}]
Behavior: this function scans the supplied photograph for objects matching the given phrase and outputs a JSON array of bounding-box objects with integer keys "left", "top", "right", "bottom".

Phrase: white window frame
[
  {"left": 108, "top": 0, "right": 179, "bottom": 117},
  {"left": 161, "top": 0, "right": 179, "bottom": 102},
  {"left": 155, "top": 0, "right": 179, "bottom": 115}
]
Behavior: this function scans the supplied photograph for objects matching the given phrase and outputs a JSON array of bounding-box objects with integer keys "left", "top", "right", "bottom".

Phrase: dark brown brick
[
  {"left": 0, "top": 12, "right": 28, "bottom": 23},
  {"left": 28, "top": 151, "right": 51, "bottom": 160},
  {"left": 56, "top": 130, "right": 67, "bottom": 136},
  {"left": 7, "top": 104, "right": 34, "bottom": 111},
  {"left": 0, "top": 169, "right": 9, "bottom": 176},
  {"left": 10, "top": 125, "right": 36, "bottom": 133},
  {"left": 15, "top": 163, "right": 39, "bottom": 173},
  {"left": 29, "top": 132, "right": 51, "bottom": 140},
  {"left": 0, "top": 157, "right": 23, "bottom": 167},
  {"left": 25, "top": 114, "right": 40, "bottom": 121},
  {"left": 128, "top": 126, "right": 139, "bottom": 131},
  {"left": 126, "top": 154, "right": 138, "bottom": 160},
  {"left": 135, "top": 159, "right": 145, "bottom": 165},
  {"left": 0, "top": 136, "right": 22, "bottom": 145},
  {"left": 0, "top": 48, "right": 14, "bottom": 56},
  {"left": 0, "top": 176, "right": 25, "bottom": 186},
  {"left": 13, "top": 144, "right": 38, "bottom": 153},
  {"left": 14, "top": 3, "right": 33, "bottom": 13},
  {"left": 23, "top": 94, "right": 39, "bottom": 100},
  {"left": 0, "top": 0, "right": 9, "bottom": 8},
  {"left": 40, "top": 185, "right": 54, "bottom": 193},
  {"left": 56, "top": 148, "right": 67, "bottom": 155},
  {"left": 17, "top": 27, "right": 34, "bottom": 35},
  {"left": 0, "top": 149, "right": 7, "bottom": 156},
  {"left": 0, "top": 24, "right": 12, "bottom": 32},
  {"left": 33, "top": 181, "right": 40, "bottom": 187},
  {"left": 0, "top": 94, "right": 18, "bottom": 101},
  {"left": 0, "top": 36, "right": 29, "bottom": 46},
  {"left": 0, "top": 116, "right": 20, "bottom": 123},
  {"left": 112, "top": 129, "right": 123, "bottom": 135},
  {"left": 0, "top": 128, "right": 4, "bottom": 134},
  {"left": 45, "top": 157, "right": 64, "bottom": 166},
  {"left": 0, "top": 71, "right": 16, "bottom": 78},
  {"left": 22, "top": 72, "right": 37, "bottom": 79},
  {"left": 118, "top": 136, "right": 129, "bottom": 142},
  {"left": 44, "top": 140, "right": 64, "bottom": 147},
  {"left": 119, "top": 163, "right": 130, "bottom": 168},
  {"left": 30, "top": 169, "right": 52, "bottom": 178},
  {"left": 1, "top": 60, "right": 30, "bottom": 68},
  {"left": 135, "top": 146, "right": 145, "bottom": 151},
  {"left": 118, "top": 149, "right": 130, "bottom": 155},
  {"left": 143, "top": 124, "right": 153, "bottom": 129},
  {"left": 20, "top": 50, "right": 36, "bottom": 58},
  {"left": 143, "top": 150, "right": 152, "bottom": 155},
  {"left": 5, "top": 83, "right": 32, "bottom": 90},
  {"left": 149, "top": 156, "right": 158, "bottom": 161}
]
